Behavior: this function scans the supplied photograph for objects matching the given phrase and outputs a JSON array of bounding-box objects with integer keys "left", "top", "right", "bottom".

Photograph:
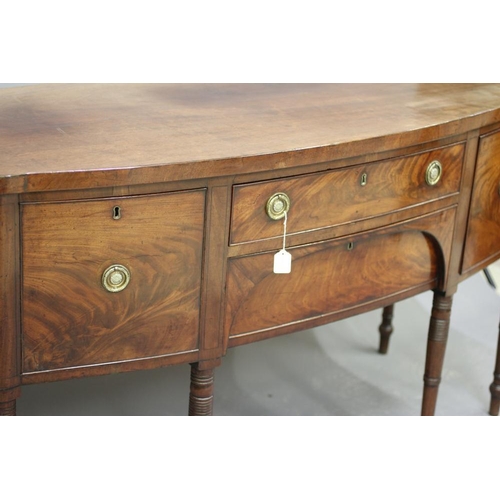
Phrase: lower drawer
[
  {"left": 225, "top": 208, "right": 455, "bottom": 342},
  {"left": 21, "top": 190, "right": 205, "bottom": 373}
]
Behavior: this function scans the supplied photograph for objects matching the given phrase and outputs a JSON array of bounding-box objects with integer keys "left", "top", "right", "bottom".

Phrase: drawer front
[
  {"left": 230, "top": 143, "right": 464, "bottom": 244},
  {"left": 462, "top": 129, "right": 500, "bottom": 273},
  {"left": 225, "top": 208, "right": 455, "bottom": 341},
  {"left": 22, "top": 190, "right": 205, "bottom": 373}
]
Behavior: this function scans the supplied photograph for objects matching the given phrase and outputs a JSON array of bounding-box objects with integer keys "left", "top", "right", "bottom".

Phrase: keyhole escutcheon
[{"left": 112, "top": 206, "right": 122, "bottom": 220}]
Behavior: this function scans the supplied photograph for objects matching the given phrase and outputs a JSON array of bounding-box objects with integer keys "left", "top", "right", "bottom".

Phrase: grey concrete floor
[{"left": 17, "top": 270, "right": 500, "bottom": 416}]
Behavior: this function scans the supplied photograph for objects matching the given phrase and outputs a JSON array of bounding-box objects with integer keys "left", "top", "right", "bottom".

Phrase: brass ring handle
[
  {"left": 425, "top": 160, "right": 442, "bottom": 186},
  {"left": 266, "top": 192, "right": 291, "bottom": 220},
  {"left": 102, "top": 264, "right": 131, "bottom": 293}
]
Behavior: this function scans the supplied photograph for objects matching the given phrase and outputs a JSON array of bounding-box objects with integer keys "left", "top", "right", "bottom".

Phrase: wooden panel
[
  {"left": 0, "top": 195, "right": 21, "bottom": 404},
  {"left": 21, "top": 190, "right": 205, "bottom": 373},
  {"left": 462, "top": 129, "right": 500, "bottom": 272},
  {"left": 230, "top": 143, "right": 464, "bottom": 244},
  {"left": 225, "top": 209, "right": 455, "bottom": 340}
]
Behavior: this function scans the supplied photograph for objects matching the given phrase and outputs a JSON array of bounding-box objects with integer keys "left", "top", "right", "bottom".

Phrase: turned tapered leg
[
  {"left": 421, "top": 293, "right": 453, "bottom": 416},
  {"left": 189, "top": 364, "right": 215, "bottom": 416},
  {"left": 489, "top": 321, "right": 500, "bottom": 416},
  {"left": 378, "top": 304, "right": 395, "bottom": 354},
  {"left": 0, "top": 399, "right": 16, "bottom": 416}
]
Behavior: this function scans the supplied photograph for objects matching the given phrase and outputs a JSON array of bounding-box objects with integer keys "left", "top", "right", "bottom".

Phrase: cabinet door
[
  {"left": 462, "top": 129, "right": 500, "bottom": 273},
  {"left": 22, "top": 190, "right": 205, "bottom": 373}
]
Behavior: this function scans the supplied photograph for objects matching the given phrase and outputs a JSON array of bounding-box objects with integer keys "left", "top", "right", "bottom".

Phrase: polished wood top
[{"left": 1, "top": 83, "right": 500, "bottom": 193}]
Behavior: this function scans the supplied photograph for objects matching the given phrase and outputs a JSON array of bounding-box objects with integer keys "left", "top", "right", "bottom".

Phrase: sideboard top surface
[{"left": 1, "top": 83, "right": 500, "bottom": 193}]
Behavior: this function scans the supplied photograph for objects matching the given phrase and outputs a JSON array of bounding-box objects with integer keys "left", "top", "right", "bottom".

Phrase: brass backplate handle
[
  {"left": 425, "top": 160, "right": 442, "bottom": 186},
  {"left": 102, "top": 264, "right": 131, "bottom": 292},
  {"left": 266, "top": 192, "right": 291, "bottom": 220}
]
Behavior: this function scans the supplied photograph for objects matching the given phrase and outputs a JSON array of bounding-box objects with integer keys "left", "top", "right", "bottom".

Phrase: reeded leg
[
  {"left": 189, "top": 363, "right": 215, "bottom": 416},
  {"left": 0, "top": 399, "right": 16, "bottom": 416},
  {"left": 421, "top": 293, "right": 453, "bottom": 416},
  {"left": 489, "top": 321, "right": 500, "bottom": 416},
  {"left": 378, "top": 304, "right": 395, "bottom": 354}
]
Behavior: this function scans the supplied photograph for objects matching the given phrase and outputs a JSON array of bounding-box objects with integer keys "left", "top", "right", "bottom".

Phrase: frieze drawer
[
  {"left": 230, "top": 143, "right": 464, "bottom": 245},
  {"left": 21, "top": 190, "right": 206, "bottom": 374}
]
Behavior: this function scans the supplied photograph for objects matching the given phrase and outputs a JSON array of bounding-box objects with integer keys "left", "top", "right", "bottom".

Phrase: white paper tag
[{"left": 273, "top": 249, "right": 292, "bottom": 274}]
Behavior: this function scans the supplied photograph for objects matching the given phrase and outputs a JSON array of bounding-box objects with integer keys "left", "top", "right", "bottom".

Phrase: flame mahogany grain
[
  {"left": 463, "top": 130, "right": 500, "bottom": 273},
  {"left": 225, "top": 209, "right": 454, "bottom": 341},
  {"left": 21, "top": 191, "right": 205, "bottom": 373},
  {"left": 230, "top": 143, "right": 464, "bottom": 245}
]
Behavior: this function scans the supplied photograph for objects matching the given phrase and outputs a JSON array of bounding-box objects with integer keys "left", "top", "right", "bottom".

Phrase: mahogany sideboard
[{"left": 1, "top": 83, "right": 500, "bottom": 416}]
